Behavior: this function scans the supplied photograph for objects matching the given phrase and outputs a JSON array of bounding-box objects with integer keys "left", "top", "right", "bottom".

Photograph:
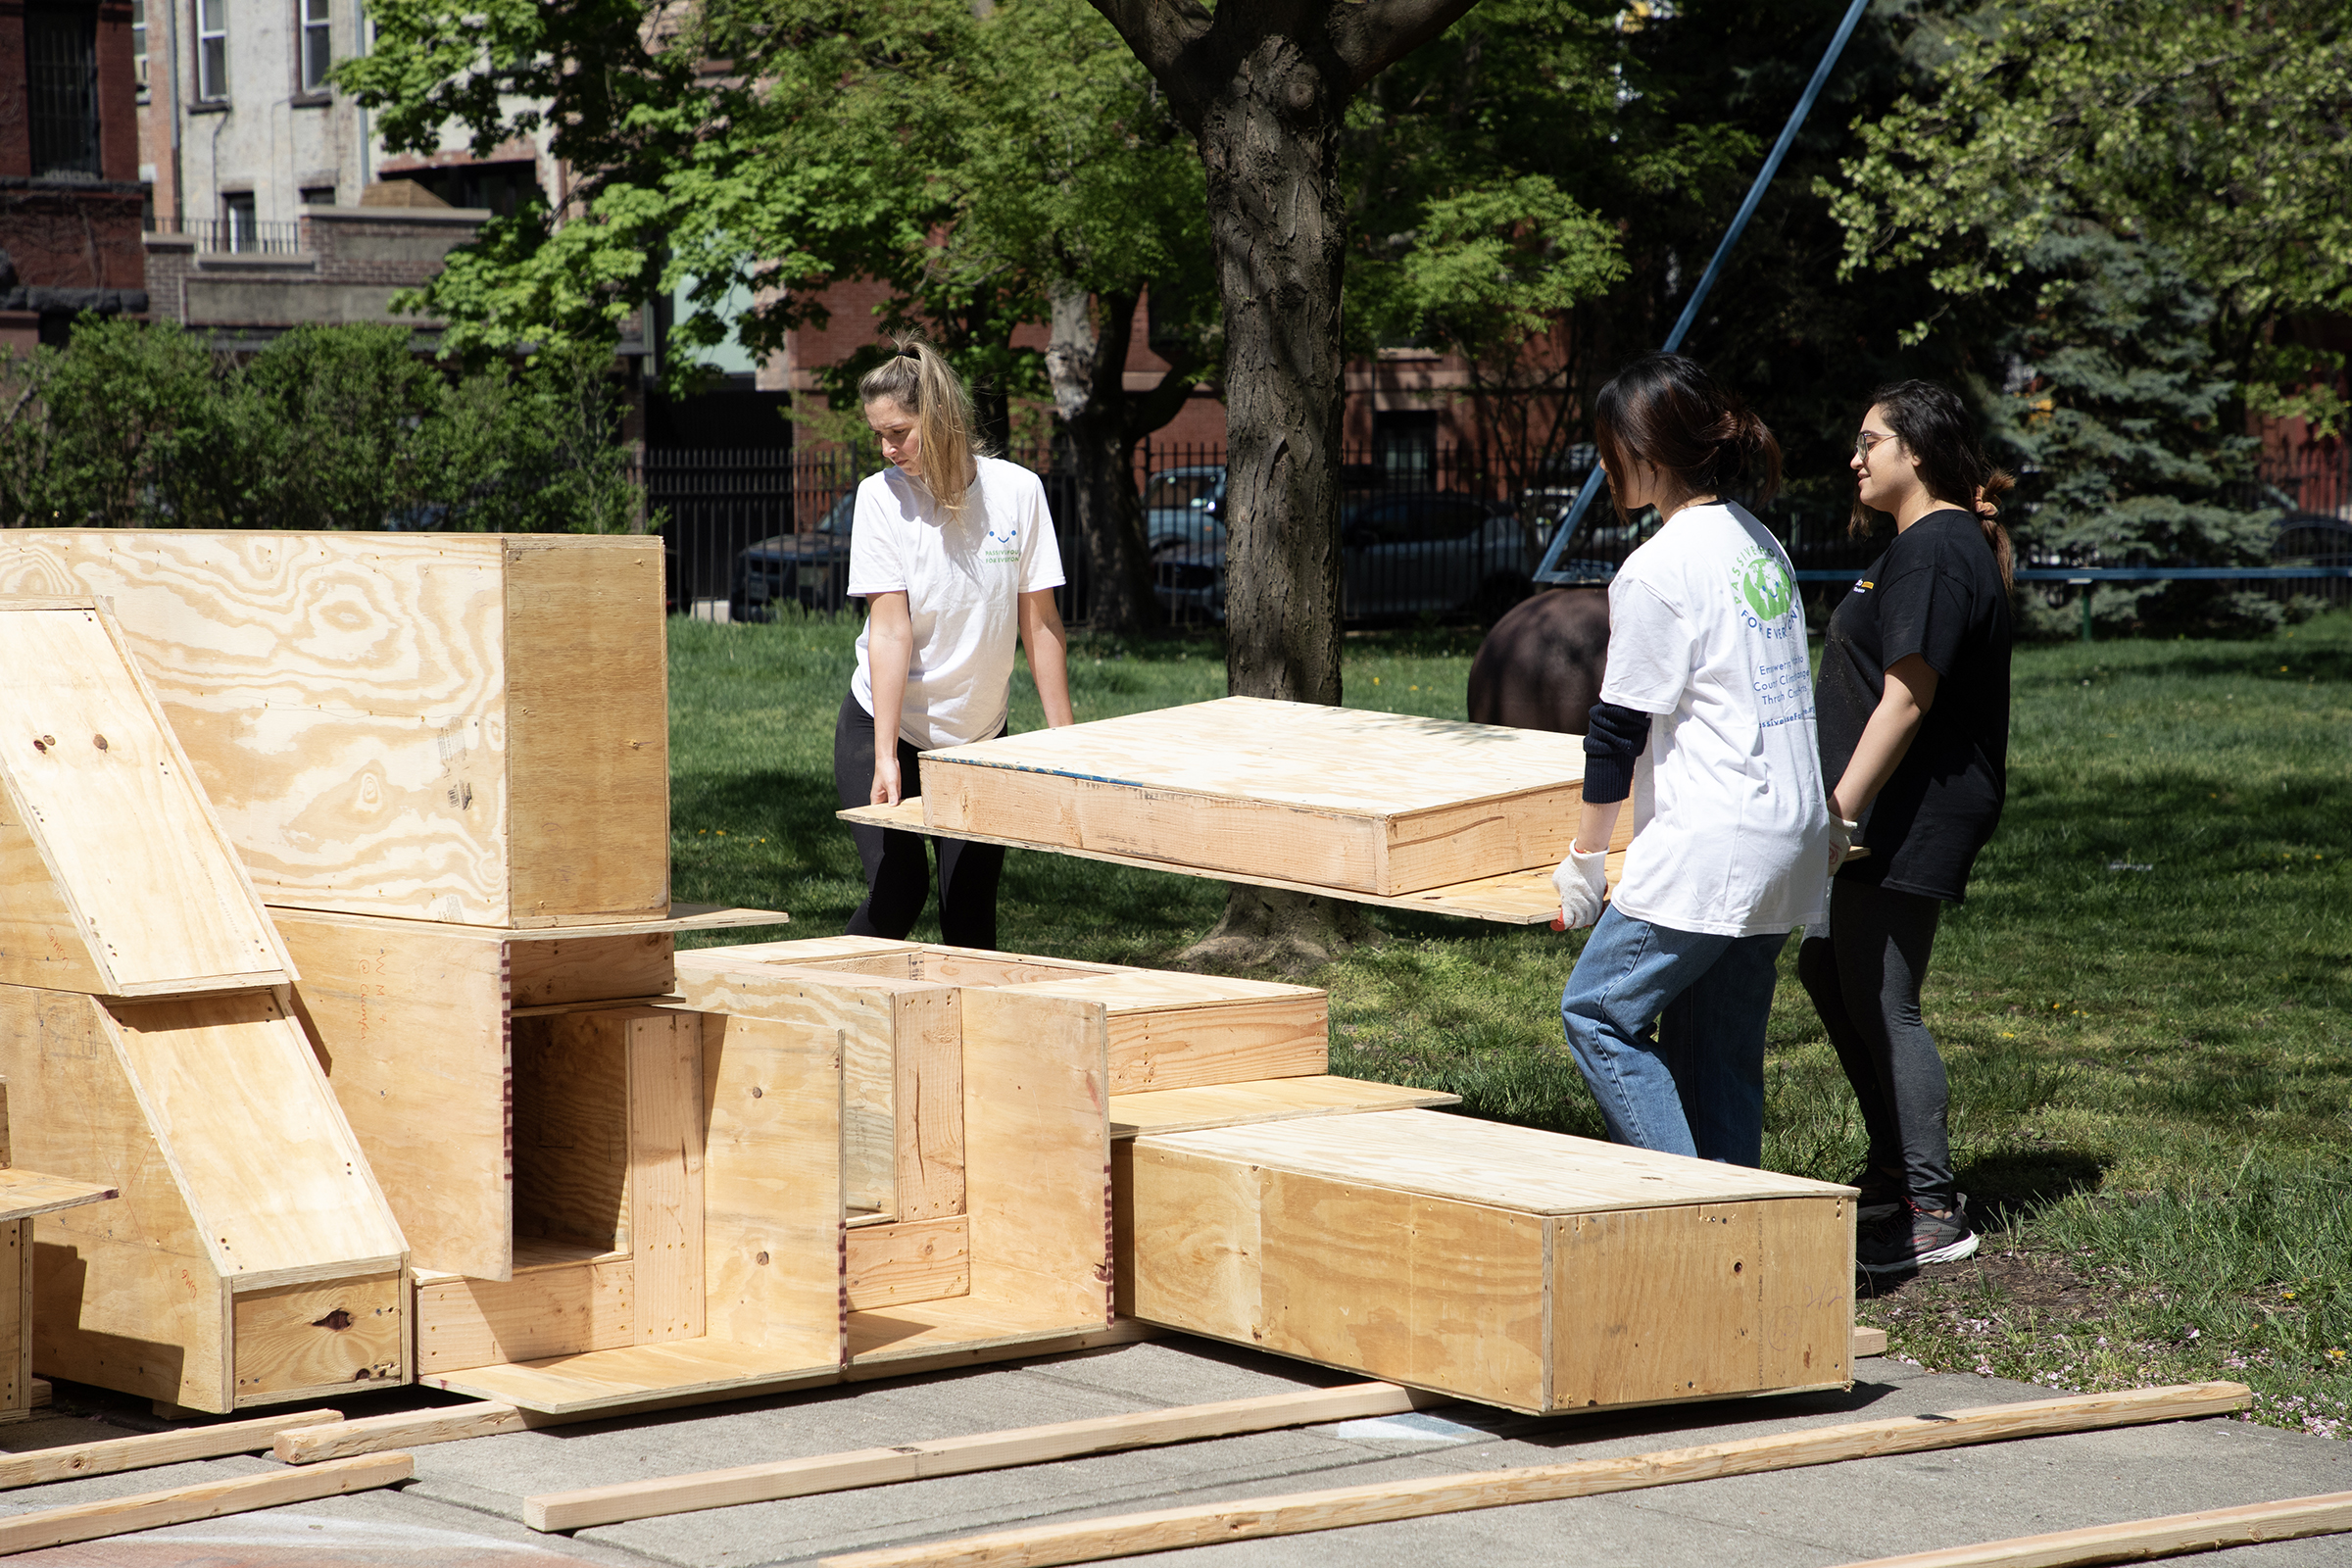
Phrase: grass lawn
[{"left": 669, "top": 605, "right": 2352, "bottom": 1439}]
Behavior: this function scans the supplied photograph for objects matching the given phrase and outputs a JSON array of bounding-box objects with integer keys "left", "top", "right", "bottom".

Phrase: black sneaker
[
  {"left": 1858, "top": 1200, "right": 1980, "bottom": 1273},
  {"left": 1846, "top": 1163, "right": 1905, "bottom": 1222}
]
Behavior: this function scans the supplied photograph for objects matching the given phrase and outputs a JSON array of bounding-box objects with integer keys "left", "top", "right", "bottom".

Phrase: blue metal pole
[{"left": 1534, "top": 0, "right": 1878, "bottom": 584}]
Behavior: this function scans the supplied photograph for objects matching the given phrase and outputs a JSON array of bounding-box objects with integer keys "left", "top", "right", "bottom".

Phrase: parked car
[
  {"left": 1152, "top": 490, "right": 1533, "bottom": 622},
  {"left": 731, "top": 490, "right": 856, "bottom": 621},
  {"left": 1143, "top": 465, "right": 1226, "bottom": 551}
]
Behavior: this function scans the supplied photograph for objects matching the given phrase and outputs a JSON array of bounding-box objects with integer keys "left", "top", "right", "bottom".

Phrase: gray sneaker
[{"left": 1858, "top": 1200, "right": 1979, "bottom": 1273}]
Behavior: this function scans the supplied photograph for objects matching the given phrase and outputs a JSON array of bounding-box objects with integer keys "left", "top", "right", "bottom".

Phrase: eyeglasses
[{"left": 1853, "top": 430, "right": 1898, "bottom": 459}]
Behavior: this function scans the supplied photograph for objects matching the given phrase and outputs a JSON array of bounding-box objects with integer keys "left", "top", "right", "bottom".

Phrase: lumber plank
[
  {"left": 840, "top": 801, "right": 1624, "bottom": 925},
  {"left": 416, "top": 1259, "right": 634, "bottom": 1374},
  {"left": 0, "top": 604, "right": 292, "bottom": 996},
  {"left": 0, "top": 1449, "right": 412, "bottom": 1555},
  {"left": 419, "top": 1337, "right": 838, "bottom": 1414},
  {"left": 627, "top": 1010, "right": 706, "bottom": 1344},
  {"left": 0, "top": 1407, "right": 341, "bottom": 1489},
  {"left": 1852, "top": 1326, "right": 1888, "bottom": 1357},
  {"left": 699, "top": 1012, "right": 844, "bottom": 1367},
  {"left": 992, "top": 972, "right": 1327, "bottom": 1094},
  {"left": 892, "top": 990, "right": 965, "bottom": 1222},
  {"left": 524, "top": 1380, "right": 1438, "bottom": 1533},
  {"left": 0, "top": 1168, "right": 118, "bottom": 1223},
  {"left": 847, "top": 1217, "right": 970, "bottom": 1312},
  {"left": 818, "top": 1383, "right": 2255, "bottom": 1568},
  {"left": 1830, "top": 1490, "right": 2352, "bottom": 1568},
  {"left": 1108, "top": 1076, "right": 1459, "bottom": 1140}
]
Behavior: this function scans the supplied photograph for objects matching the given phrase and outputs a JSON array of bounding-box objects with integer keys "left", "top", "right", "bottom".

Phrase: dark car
[
  {"left": 1152, "top": 490, "right": 1533, "bottom": 621},
  {"left": 731, "top": 491, "right": 857, "bottom": 620}
]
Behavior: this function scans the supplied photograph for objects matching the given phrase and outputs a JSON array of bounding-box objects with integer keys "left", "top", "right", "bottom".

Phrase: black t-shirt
[{"left": 1815, "top": 509, "right": 2012, "bottom": 902}]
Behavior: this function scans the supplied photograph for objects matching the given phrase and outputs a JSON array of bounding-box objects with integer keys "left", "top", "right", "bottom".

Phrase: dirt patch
[{"left": 1861, "top": 1245, "right": 2119, "bottom": 1319}]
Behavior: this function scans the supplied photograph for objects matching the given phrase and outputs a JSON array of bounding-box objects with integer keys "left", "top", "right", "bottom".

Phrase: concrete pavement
[{"left": 5, "top": 1335, "right": 2346, "bottom": 1567}]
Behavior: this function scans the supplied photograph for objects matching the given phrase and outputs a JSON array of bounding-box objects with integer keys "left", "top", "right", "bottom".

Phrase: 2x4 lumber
[
  {"left": 0, "top": 1407, "right": 342, "bottom": 1490},
  {"left": 1831, "top": 1490, "right": 2352, "bottom": 1568},
  {"left": 0, "top": 1449, "right": 412, "bottom": 1555},
  {"left": 817, "top": 1382, "right": 2254, "bottom": 1568},
  {"left": 524, "top": 1380, "right": 1442, "bottom": 1534},
  {"left": 627, "top": 1009, "right": 706, "bottom": 1344},
  {"left": 839, "top": 802, "right": 1623, "bottom": 926},
  {"left": 1107, "top": 1076, "right": 1459, "bottom": 1141}
]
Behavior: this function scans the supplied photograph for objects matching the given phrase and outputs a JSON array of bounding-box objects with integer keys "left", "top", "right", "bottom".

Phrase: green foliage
[
  {"left": 1983, "top": 230, "right": 2285, "bottom": 638},
  {"left": 0, "top": 318, "right": 639, "bottom": 533}
]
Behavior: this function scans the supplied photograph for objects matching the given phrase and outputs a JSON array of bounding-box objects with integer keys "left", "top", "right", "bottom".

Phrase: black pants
[
  {"left": 1797, "top": 878, "right": 1955, "bottom": 1204},
  {"left": 832, "top": 692, "right": 1006, "bottom": 950}
]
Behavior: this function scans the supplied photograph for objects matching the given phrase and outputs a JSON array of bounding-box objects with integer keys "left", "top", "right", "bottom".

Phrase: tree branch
[
  {"left": 1085, "top": 0, "right": 1212, "bottom": 87},
  {"left": 1329, "top": 0, "right": 1486, "bottom": 94}
]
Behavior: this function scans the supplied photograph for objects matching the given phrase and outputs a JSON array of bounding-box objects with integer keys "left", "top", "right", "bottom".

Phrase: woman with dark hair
[
  {"left": 1801, "top": 379, "right": 2014, "bottom": 1272},
  {"left": 1553, "top": 353, "right": 1833, "bottom": 1166},
  {"left": 833, "top": 337, "right": 1075, "bottom": 949}
]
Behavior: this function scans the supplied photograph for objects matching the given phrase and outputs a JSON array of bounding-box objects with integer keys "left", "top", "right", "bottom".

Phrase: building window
[
  {"left": 223, "top": 192, "right": 258, "bottom": 252},
  {"left": 299, "top": 0, "right": 331, "bottom": 92},
  {"left": 131, "top": 0, "right": 149, "bottom": 99},
  {"left": 196, "top": 0, "right": 228, "bottom": 100},
  {"left": 300, "top": 184, "right": 337, "bottom": 207},
  {"left": 27, "top": 6, "right": 102, "bottom": 180}
]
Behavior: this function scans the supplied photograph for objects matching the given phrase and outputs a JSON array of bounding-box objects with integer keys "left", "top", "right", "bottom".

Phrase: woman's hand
[{"left": 870, "top": 754, "right": 903, "bottom": 807}]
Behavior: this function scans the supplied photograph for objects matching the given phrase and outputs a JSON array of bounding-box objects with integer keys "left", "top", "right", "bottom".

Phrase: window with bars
[
  {"left": 131, "top": 0, "right": 149, "bottom": 99},
  {"left": 27, "top": 6, "right": 102, "bottom": 180},
  {"left": 223, "top": 192, "right": 258, "bottom": 252},
  {"left": 299, "top": 0, "right": 331, "bottom": 92},
  {"left": 196, "top": 0, "right": 227, "bottom": 100}
]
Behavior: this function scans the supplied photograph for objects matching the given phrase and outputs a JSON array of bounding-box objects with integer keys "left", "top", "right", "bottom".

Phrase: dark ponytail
[
  {"left": 1592, "top": 354, "right": 1781, "bottom": 522},
  {"left": 1852, "top": 380, "right": 2015, "bottom": 590}
]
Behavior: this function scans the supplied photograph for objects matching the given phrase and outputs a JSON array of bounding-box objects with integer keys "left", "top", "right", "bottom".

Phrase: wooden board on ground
[
  {"left": 0, "top": 530, "right": 668, "bottom": 927},
  {"left": 0, "top": 1407, "right": 341, "bottom": 1489},
  {"left": 0, "top": 1449, "right": 412, "bottom": 1556},
  {"left": 1108, "top": 1076, "right": 1461, "bottom": 1140},
  {"left": 2, "top": 986, "right": 408, "bottom": 1413},
  {"left": 907, "top": 698, "right": 1632, "bottom": 898},
  {"left": 419, "top": 1338, "right": 838, "bottom": 1415},
  {"left": 1116, "top": 1107, "right": 1854, "bottom": 1416},
  {"left": 0, "top": 603, "right": 293, "bottom": 998},
  {"left": 840, "top": 800, "right": 1621, "bottom": 925},
  {"left": 1832, "top": 1489, "right": 2352, "bottom": 1568}
]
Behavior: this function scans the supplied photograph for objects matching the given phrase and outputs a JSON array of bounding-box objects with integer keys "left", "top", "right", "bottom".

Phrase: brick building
[{"left": 0, "top": 0, "right": 146, "bottom": 351}]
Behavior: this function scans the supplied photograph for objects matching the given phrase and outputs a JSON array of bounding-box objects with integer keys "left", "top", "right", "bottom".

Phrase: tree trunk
[{"left": 1047, "top": 284, "right": 1165, "bottom": 638}]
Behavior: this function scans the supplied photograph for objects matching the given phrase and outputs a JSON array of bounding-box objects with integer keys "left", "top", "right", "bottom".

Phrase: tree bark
[{"left": 1047, "top": 284, "right": 1166, "bottom": 638}]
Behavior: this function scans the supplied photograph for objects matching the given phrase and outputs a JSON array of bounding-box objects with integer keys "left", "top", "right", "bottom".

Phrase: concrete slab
[{"left": 0, "top": 1341, "right": 2342, "bottom": 1567}]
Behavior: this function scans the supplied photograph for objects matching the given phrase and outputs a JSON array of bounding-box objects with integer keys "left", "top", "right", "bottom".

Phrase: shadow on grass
[{"left": 1957, "top": 1150, "right": 2111, "bottom": 1235}]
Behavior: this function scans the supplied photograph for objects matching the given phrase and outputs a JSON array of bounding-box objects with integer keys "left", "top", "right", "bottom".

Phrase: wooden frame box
[
  {"left": 1, "top": 987, "right": 408, "bottom": 1413},
  {"left": 0, "top": 531, "right": 668, "bottom": 928},
  {"left": 912, "top": 698, "right": 1610, "bottom": 898},
  {"left": 1116, "top": 1108, "right": 1855, "bottom": 1415}
]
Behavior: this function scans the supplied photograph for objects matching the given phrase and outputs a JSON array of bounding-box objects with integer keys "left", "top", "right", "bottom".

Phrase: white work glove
[
  {"left": 1827, "top": 813, "right": 1860, "bottom": 874},
  {"left": 1551, "top": 843, "right": 1609, "bottom": 931}
]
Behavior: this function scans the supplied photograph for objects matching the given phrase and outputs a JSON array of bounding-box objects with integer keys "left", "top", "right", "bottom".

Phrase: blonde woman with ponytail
[
  {"left": 832, "top": 338, "right": 1074, "bottom": 949},
  {"left": 1552, "top": 353, "right": 1831, "bottom": 1170}
]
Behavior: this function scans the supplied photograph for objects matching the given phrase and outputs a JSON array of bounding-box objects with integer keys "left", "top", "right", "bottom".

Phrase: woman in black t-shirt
[{"left": 1801, "top": 380, "right": 2014, "bottom": 1275}]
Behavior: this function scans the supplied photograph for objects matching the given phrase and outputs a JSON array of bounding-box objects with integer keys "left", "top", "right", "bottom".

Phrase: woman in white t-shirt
[
  {"left": 1551, "top": 353, "right": 1834, "bottom": 1166},
  {"left": 830, "top": 339, "right": 1075, "bottom": 950}
]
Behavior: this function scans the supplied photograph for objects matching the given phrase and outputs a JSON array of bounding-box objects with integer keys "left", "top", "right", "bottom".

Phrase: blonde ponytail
[{"left": 858, "top": 336, "right": 985, "bottom": 515}]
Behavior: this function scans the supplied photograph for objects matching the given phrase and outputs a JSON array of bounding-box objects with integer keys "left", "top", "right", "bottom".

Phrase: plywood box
[
  {"left": 913, "top": 698, "right": 1617, "bottom": 898},
  {"left": 0, "top": 531, "right": 667, "bottom": 927},
  {"left": 0, "top": 603, "right": 292, "bottom": 999},
  {"left": 1117, "top": 1108, "right": 1854, "bottom": 1415}
]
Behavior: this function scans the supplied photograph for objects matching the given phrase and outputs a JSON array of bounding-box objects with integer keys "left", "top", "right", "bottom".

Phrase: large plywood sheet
[
  {"left": 0, "top": 605, "right": 290, "bottom": 997},
  {"left": 915, "top": 698, "right": 1592, "bottom": 896},
  {"left": 0, "top": 531, "right": 666, "bottom": 926},
  {"left": 699, "top": 1012, "right": 842, "bottom": 1366}
]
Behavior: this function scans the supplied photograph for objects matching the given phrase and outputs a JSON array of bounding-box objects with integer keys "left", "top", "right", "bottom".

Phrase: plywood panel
[
  {"left": 1757, "top": 1196, "right": 1853, "bottom": 1391},
  {"left": 992, "top": 972, "right": 1327, "bottom": 1094},
  {"left": 1112, "top": 1142, "right": 1260, "bottom": 1344},
  {"left": 626, "top": 1011, "right": 705, "bottom": 1345},
  {"left": 0, "top": 807, "right": 107, "bottom": 996},
  {"left": 416, "top": 1260, "right": 634, "bottom": 1373},
  {"left": 699, "top": 1012, "right": 842, "bottom": 1365},
  {"left": 31, "top": 1236, "right": 227, "bottom": 1412},
  {"left": 274, "top": 909, "right": 511, "bottom": 1281},
  {"left": 1551, "top": 1203, "right": 1761, "bottom": 1409},
  {"left": 917, "top": 698, "right": 1592, "bottom": 896},
  {"left": 892, "top": 990, "right": 963, "bottom": 1221},
  {"left": 1108, "top": 1076, "right": 1460, "bottom": 1140},
  {"left": 845, "top": 1295, "right": 1124, "bottom": 1369},
  {"left": 0, "top": 1167, "right": 121, "bottom": 1222},
  {"left": 108, "top": 993, "right": 406, "bottom": 1282},
  {"left": 845, "top": 1216, "right": 968, "bottom": 1311},
  {"left": 512, "top": 1013, "right": 630, "bottom": 1253},
  {"left": 1257, "top": 1173, "right": 1547, "bottom": 1412},
  {"left": 230, "top": 1273, "right": 403, "bottom": 1404},
  {"left": 503, "top": 538, "right": 668, "bottom": 927},
  {"left": 956, "top": 991, "right": 1110, "bottom": 1328},
  {"left": 0, "top": 605, "right": 290, "bottom": 996},
  {"left": 509, "top": 932, "right": 674, "bottom": 1008},
  {"left": 0, "top": 1221, "right": 25, "bottom": 1421},
  {"left": 421, "top": 1336, "right": 836, "bottom": 1414}
]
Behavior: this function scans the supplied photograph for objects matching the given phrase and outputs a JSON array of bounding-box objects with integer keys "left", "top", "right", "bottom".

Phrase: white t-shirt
[
  {"left": 849, "top": 455, "right": 1066, "bottom": 750},
  {"left": 1598, "top": 501, "right": 1829, "bottom": 937}
]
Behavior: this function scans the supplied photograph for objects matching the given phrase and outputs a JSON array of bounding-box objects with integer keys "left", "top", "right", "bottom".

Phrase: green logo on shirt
[{"left": 1739, "top": 555, "right": 1794, "bottom": 622}]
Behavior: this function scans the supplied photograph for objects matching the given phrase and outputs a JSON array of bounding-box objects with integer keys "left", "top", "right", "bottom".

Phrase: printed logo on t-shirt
[
  {"left": 981, "top": 522, "right": 1021, "bottom": 565},
  {"left": 1730, "top": 545, "right": 1798, "bottom": 636}
]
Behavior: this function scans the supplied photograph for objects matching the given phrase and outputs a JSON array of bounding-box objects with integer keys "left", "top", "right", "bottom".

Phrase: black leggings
[
  {"left": 832, "top": 692, "right": 1006, "bottom": 950},
  {"left": 1797, "top": 878, "right": 1955, "bottom": 1204}
]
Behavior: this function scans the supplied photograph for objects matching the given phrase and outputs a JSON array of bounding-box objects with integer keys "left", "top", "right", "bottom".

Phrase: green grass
[{"left": 668, "top": 608, "right": 2352, "bottom": 1438}]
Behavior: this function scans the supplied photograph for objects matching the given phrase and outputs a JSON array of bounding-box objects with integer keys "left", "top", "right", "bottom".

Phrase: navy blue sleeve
[{"left": 1582, "top": 702, "right": 1651, "bottom": 805}]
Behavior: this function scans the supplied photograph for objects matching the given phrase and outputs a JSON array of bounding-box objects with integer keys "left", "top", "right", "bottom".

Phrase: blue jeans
[{"left": 1560, "top": 905, "right": 1790, "bottom": 1166}]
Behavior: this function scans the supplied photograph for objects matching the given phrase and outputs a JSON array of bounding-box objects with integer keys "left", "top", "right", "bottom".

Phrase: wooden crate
[
  {"left": 276, "top": 905, "right": 786, "bottom": 1283},
  {"left": 1116, "top": 1108, "right": 1855, "bottom": 1415},
  {"left": 1, "top": 985, "right": 409, "bottom": 1413},
  {"left": 0, "top": 531, "right": 667, "bottom": 928},
  {"left": 0, "top": 1086, "right": 119, "bottom": 1427},
  {"left": 0, "top": 602, "right": 292, "bottom": 999},
  {"left": 913, "top": 698, "right": 1618, "bottom": 898}
]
